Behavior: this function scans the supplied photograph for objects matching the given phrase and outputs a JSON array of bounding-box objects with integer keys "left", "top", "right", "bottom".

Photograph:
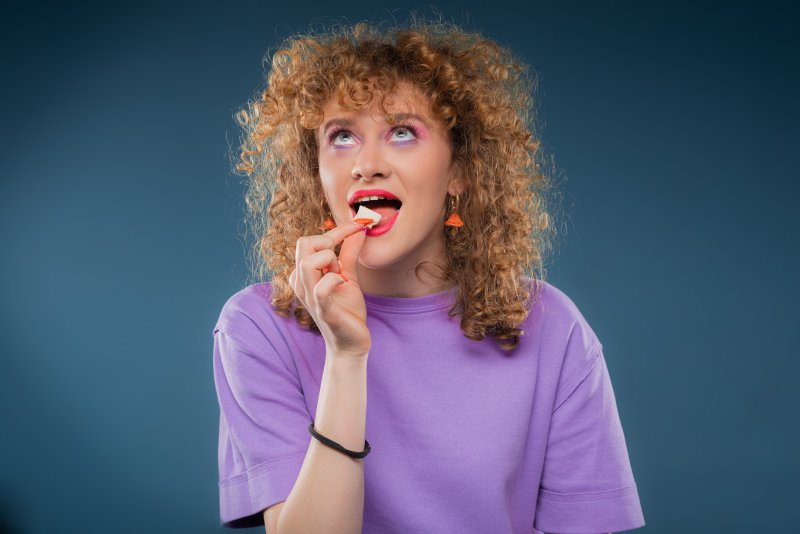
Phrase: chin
[{"left": 356, "top": 243, "right": 407, "bottom": 271}]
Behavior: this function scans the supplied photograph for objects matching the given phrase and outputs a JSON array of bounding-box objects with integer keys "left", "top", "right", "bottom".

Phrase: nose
[{"left": 351, "top": 140, "right": 390, "bottom": 181}]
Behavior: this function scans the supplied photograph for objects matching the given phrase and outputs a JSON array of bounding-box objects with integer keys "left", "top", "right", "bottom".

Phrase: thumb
[{"left": 338, "top": 226, "right": 366, "bottom": 284}]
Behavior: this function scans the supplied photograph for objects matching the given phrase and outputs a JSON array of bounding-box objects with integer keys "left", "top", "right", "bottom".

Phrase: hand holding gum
[
  {"left": 322, "top": 260, "right": 348, "bottom": 282},
  {"left": 353, "top": 205, "right": 382, "bottom": 229},
  {"left": 319, "top": 216, "right": 368, "bottom": 281}
]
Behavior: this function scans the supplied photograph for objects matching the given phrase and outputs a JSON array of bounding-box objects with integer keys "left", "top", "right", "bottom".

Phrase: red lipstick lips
[
  {"left": 347, "top": 189, "right": 402, "bottom": 236},
  {"left": 348, "top": 189, "right": 401, "bottom": 206},
  {"left": 364, "top": 210, "right": 400, "bottom": 236}
]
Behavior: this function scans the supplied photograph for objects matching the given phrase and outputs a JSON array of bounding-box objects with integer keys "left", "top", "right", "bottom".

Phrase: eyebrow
[{"left": 320, "top": 113, "right": 430, "bottom": 135}]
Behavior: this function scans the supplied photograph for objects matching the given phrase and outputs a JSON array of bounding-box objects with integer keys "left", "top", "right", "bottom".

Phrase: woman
[{"left": 213, "top": 17, "right": 645, "bottom": 534}]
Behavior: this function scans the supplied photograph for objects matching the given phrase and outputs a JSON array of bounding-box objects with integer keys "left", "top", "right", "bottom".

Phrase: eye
[
  {"left": 390, "top": 123, "right": 419, "bottom": 143},
  {"left": 327, "top": 127, "right": 356, "bottom": 146},
  {"left": 326, "top": 123, "right": 420, "bottom": 147}
]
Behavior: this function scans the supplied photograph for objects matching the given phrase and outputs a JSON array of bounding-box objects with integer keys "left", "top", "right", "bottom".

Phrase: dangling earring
[
  {"left": 319, "top": 207, "right": 336, "bottom": 231},
  {"left": 444, "top": 194, "right": 464, "bottom": 231},
  {"left": 319, "top": 216, "right": 336, "bottom": 231}
]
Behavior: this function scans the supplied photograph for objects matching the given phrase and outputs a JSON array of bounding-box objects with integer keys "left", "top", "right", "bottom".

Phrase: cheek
[
  {"left": 319, "top": 155, "right": 352, "bottom": 181},
  {"left": 397, "top": 146, "right": 451, "bottom": 183},
  {"left": 318, "top": 164, "right": 342, "bottom": 191}
]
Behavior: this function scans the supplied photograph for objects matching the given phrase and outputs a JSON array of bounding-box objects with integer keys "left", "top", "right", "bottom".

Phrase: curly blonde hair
[{"left": 232, "top": 14, "right": 564, "bottom": 351}]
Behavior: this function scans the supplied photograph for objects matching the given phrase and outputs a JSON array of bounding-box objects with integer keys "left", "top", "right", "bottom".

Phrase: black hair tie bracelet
[{"left": 308, "top": 422, "right": 371, "bottom": 459}]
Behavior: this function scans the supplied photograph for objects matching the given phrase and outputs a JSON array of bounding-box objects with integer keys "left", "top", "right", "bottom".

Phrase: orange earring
[
  {"left": 444, "top": 194, "right": 464, "bottom": 229},
  {"left": 319, "top": 217, "right": 336, "bottom": 231},
  {"left": 319, "top": 206, "right": 336, "bottom": 231}
]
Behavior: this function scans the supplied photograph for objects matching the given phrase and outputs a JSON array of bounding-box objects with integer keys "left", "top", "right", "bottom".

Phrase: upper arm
[
  {"left": 214, "top": 322, "right": 308, "bottom": 527},
  {"left": 263, "top": 500, "right": 286, "bottom": 534},
  {"left": 534, "top": 350, "right": 644, "bottom": 533}
]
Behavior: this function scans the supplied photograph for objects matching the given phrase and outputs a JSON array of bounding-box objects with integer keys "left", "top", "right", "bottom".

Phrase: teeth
[{"left": 351, "top": 194, "right": 399, "bottom": 208}]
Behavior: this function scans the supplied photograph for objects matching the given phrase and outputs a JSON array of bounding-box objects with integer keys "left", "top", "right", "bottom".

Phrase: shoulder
[
  {"left": 522, "top": 276, "right": 597, "bottom": 335},
  {"left": 213, "top": 281, "right": 287, "bottom": 344},
  {"left": 217, "top": 281, "right": 273, "bottom": 316},
  {"left": 521, "top": 276, "right": 604, "bottom": 390}
]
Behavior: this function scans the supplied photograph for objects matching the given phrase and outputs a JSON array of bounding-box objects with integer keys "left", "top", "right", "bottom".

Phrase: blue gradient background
[{"left": 1, "top": 1, "right": 797, "bottom": 532}]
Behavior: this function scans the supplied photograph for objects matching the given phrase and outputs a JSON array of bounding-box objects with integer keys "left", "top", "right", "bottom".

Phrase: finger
[
  {"left": 307, "top": 250, "right": 341, "bottom": 280},
  {"left": 323, "top": 220, "right": 370, "bottom": 245},
  {"left": 298, "top": 249, "right": 338, "bottom": 289},
  {"left": 314, "top": 271, "right": 348, "bottom": 312},
  {"left": 289, "top": 267, "right": 308, "bottom": 304},
  {"left": 320, "top": 258, "right": 342, "bottom": 276},
  {"left": 321, "top": 261, "right": 346, "bottom": 280},
  {"left": 338, "top": 223, "right": 367, "bottom": 285},
  {"left": 298, "top": 221, "right": 367, "bottom": 260}
]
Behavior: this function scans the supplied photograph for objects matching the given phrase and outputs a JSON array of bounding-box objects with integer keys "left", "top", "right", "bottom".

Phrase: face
[{"left": 317, "top": 80, "right": 462, "bottom": 272}]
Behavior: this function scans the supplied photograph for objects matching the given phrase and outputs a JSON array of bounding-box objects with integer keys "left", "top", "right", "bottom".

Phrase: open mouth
[{"left": 349, "top": 197, "right": 403, "bottom": 225}]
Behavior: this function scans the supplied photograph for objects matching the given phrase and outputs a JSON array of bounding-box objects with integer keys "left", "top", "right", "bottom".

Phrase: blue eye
[
  {"left": 326, "top": 122, "right": 420, "bottom": 147},
  {"left": 328, "top": 127, "right": 355, "bottom": 146},
  {"left": 390, "top": 124, "right": 419, "bottom": 142}
]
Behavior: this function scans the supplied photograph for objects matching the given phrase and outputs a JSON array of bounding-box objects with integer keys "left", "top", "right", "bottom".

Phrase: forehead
[{"left": 319, "top": 80, "right": 432, "bottom": 125}]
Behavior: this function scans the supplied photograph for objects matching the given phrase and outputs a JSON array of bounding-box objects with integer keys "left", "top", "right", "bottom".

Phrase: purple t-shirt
[{"left": 212, "top": 277, "right": 645, "bottom": 533}]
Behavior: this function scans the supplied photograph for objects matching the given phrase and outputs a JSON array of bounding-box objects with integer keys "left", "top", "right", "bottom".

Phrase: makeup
[{"left": 364, "top": 210, "right": 400, "bottom": 237}]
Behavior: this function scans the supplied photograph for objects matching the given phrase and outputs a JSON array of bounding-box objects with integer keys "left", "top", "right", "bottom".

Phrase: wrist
[{"left": 325, "top": 346, "right": 370, "bottom": 363}]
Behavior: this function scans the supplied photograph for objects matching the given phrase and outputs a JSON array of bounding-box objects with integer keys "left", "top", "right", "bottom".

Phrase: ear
[
  {"left": 447, "top": 176, "right": 466, "bottom": 197},
  {"left": 446, "top": 160, "right": 466, "bottom": 196}
]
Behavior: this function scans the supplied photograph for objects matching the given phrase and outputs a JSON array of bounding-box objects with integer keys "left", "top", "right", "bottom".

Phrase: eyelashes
[{"left": 326, "top": 122, "right": 420, "bottom": 146}]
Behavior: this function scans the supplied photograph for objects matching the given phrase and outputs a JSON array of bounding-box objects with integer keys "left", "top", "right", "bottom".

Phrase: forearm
[{"left": 278, "top": 353, "right": 369, "bottom": 534}]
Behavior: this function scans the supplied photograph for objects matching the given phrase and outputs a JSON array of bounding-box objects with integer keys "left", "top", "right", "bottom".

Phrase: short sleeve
[
  {"left": 534, "top": 348, "right": 645, "bottom": 534},
  {"left": 213, "top": 323, "right": 310, "bottom": 528}
]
